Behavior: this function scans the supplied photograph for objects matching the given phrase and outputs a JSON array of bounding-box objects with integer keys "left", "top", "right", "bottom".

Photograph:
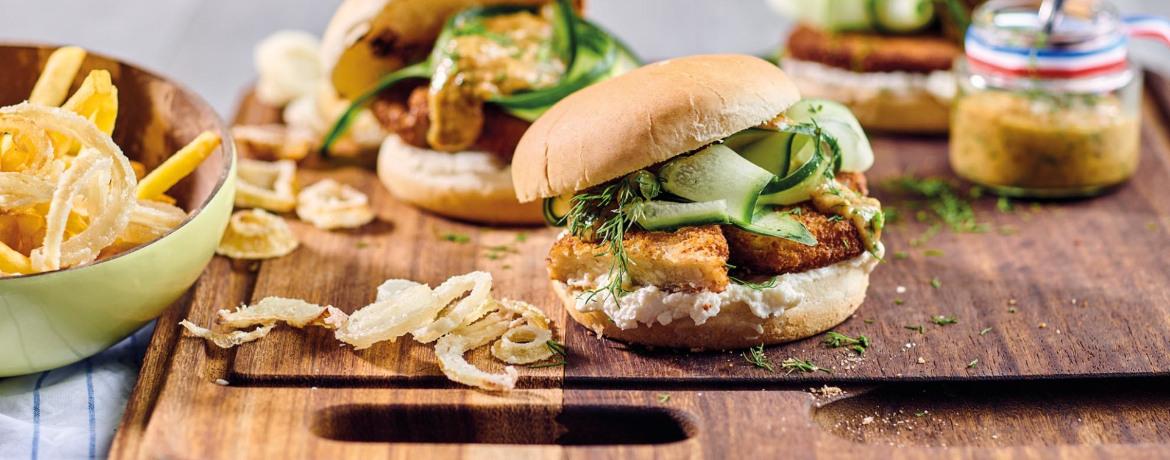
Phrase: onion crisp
[{"left": 179, "top": 271, "right": 561, "bottom": 391}]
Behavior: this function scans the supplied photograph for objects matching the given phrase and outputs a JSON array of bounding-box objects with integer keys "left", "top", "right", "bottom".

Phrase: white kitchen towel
[{"left": 0, "top": 322, "right": 154, "bottom": 460}]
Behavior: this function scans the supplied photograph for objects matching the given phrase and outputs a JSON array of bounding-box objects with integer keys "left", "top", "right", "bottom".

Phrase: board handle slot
[{"left": 309, "top": 403, "right": 699, "bottom": 445}]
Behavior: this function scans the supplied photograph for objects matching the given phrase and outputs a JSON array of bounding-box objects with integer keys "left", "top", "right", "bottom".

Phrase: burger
[
  {"left": 316, "top": 0, "right": 638, "bottom": 224},
  {"left": 767, "top": 0, "right": 985, "bottom": 134},
  {"left": 512, "top": 54, "right": 885, "bottom": 350}
]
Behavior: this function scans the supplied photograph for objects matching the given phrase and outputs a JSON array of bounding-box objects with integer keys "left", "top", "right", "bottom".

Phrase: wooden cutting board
[{"left": 108, "top": 71, "right": 1170, "bottom": 459}]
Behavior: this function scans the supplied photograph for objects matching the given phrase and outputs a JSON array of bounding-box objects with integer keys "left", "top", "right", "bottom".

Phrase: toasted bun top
[
  {"left": 321, "top": 0, "right": 583, "bottom": 99},
  {"left": 511, "top": 54, "right": 801, "bottom": 203}
]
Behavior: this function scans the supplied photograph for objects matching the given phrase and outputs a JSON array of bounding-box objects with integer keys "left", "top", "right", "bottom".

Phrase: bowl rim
[{"left": 0, "top": 42, "right": 236, "bottom": 282}]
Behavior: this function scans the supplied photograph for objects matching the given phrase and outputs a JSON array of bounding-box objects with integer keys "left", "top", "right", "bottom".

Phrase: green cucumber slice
[
  {"left": 723, "top": 128, "right": 775, "bottom": 152},
  {"left": 784, "top": 99, "right": 873, "bottom": 172},
  {"left": 739, "top": 130, "right": 796, "bottom": 178},
  {"left": 658, "top": 144, "right": 773, "bottom": 224},
  {"left": 758, "top": 135, "right": 831, "bottom": 205},
  {"left": 872, "top": 0, "right": 936, "bottom": 33},
  {"left": 543, "top": 194, "right": 573, "bottom": 226},
  {"left": 734, "top": 209, "right": 817, "bottom": 246},
  {"left": 636, "top": 200, "right": 730, "bottom": 231}
]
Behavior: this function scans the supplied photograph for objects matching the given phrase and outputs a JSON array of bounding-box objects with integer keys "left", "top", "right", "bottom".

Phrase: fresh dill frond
[
  {"left": 530, "top": 340, "right": 569, "bottom": 368},
  {"left": 730, "top": 275, "right": 778, "bottom": 290},
  {"left": 564, "top": 171, "right": 656, "bottom": 303},
  {"left": 980, "top": 327, "right": 993, "bottom": 336},
  {"left": 657, "top": 393, "right": 671, "bottom": 403},
  {"left": 905, "top": 324, "right": 924, "bottom": 334},
  {"left": 931, "top": 315, "right": 958, "bottom": 326},
  {"left": 779, "top": 358, "right": 833, "bottom": 374},
  {"left": 742, "top": 343, "right": 775, "bottom": 372},
  {"left": 822, "top": 332, "right": 871, "bottom": 354},
  {"left": 882, "top": 176, "right": 988, "bottom": 233}
]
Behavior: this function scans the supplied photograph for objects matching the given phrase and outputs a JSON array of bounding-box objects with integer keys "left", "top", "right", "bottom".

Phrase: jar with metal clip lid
[{"left": 950, "top": 0, "right": 1169, "bottom": 198}]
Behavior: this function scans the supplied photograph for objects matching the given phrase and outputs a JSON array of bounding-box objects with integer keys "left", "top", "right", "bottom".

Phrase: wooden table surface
[{"left": 105, "top": 71, "right": 1170, "bottom": 459}]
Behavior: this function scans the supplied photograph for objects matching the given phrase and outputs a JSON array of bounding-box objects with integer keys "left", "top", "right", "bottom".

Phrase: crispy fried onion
[
  {"left": 179, "top": 320, "right": 276, "bottom": 348},
  {"left": 231, "top": 124, "right": 314, "bottom": 162},
  {"left": 2, "top": 103, "right": 136, "bottom": 271},
  {"left": 436, "top": 307, "right": 520, "bottom": 391},
  {"left": 234, "top": 158, "right": 298, "bottom": 212},
  {"left": 0, "top": 115, "right": 55, "bottom": 176},
  {"left": 215, "top": 209, "right": 299, "bottom": 259},
  {"left": 335, "top": 281, "right": 445, "bottom": 349},
  {"left": 0, "top": 173, "right": 54, "bottom": 210},
  {"left": 295, "top": 179, "right": 374, "bottom": 230},
  {"left": 179, "top": 271, "right": 560, "bottom": 391},
  {"left": 491, "top": 324, "right": 554, "bottom": 365},
  {"left": 115, "top": 200, "right": 188, "bottom": 245},
  {"left": 411, "top": 271, "right": 494, "bottom": 343},
  {"left": 215, "top": 296, "right": 347, "bottom": 329}
]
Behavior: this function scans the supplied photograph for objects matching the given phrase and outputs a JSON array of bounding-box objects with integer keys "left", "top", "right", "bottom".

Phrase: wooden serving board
[{"left": 109, "top": 72, "right": 1170, "bottom": 459}]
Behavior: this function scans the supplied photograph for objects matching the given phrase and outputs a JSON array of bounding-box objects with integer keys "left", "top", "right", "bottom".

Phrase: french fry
[
  {"left": 61, "top": 70, "right": 118, "bottom": 136},
  {"left": 29, "top": 46, "right": 87, "bottom": 107},
  {"left": 136, "top": 131, "right": 221, "bottom": 200},
  {"left": 0, "top": 240, "right": 33, "bottom": 275},
  {"left": 52, "top": 70, "right": 119, "bottom": 156}
]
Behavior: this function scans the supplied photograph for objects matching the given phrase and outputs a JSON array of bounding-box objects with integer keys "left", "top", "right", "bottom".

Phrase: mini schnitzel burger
[
  {"left": 512, "top": 55, "right": 885, "bottom": 350},
  {"left": 767, "top": 0, "right": 983, "bottom": 134},
  {"left": 318, "top": 0, "right": 638, "bottom": 224}
]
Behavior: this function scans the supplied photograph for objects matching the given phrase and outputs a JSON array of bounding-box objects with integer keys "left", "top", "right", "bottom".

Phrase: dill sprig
[
  {"left": 780, "top": 358, "right": 834, "bottom": 374},
  {"left": 742, "top": 343, "right": 775, "bottom": 372},
  {"left": 530, "top": 339, "right": 569, "bottom": 368},
  {"left": 564, "top": 171, "right": 657, "bottom": 303},
  {"left": 931, "top": 315, "right": 958, "bottom": 326},
  {"left": 822, "top": 332, "right": 871, "bottom": 354},
  {"left": 882, "top": 176, "right": 988, "bottom": 233},
  {"left": 730, "top": 275, "right": 778, "bottom": 290}
]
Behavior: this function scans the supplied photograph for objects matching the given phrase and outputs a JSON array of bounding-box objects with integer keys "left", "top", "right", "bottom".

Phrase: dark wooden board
[{"left": 108, "top": 72, "right": 1170, "bottom": 459}]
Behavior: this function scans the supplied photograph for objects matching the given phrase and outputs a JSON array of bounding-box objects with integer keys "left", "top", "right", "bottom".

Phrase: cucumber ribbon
[{"left": 321, "top": 0, "right": 640, "bottom": 154}]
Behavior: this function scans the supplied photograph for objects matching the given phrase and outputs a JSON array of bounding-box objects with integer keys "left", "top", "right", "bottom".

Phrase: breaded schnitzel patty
[
  {"left": 785, "top": 23, "right": 961, "bottom": 73},
  {"left": 547, "top": 173, "right": 872, "bottom": 291}
]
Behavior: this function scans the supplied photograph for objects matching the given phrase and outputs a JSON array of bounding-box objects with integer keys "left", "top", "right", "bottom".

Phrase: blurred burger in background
[
  {"left": 767, "top": 0, "right": 986, "bottom": 134},
  {"left": 243, "top": 0, "right": 639, "bottom": 224}
]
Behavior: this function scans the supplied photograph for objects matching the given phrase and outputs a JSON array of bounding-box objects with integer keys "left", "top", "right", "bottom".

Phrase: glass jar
[{"left": 950, "top": 0, "right": 1143, "bottom": 198}]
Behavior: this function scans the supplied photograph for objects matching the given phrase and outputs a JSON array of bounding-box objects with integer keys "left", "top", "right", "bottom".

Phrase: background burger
[
  {"left": 315, "top": 0, "right": 639, "bottom": 224},
  {"left": 767, "top": 0, "right": 986, "bottom": 134},
  {"left": 513, "top": 54, "right": 885, "bottom": 350}
]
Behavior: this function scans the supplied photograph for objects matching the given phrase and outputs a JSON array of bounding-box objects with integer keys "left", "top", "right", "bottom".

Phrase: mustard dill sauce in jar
[{"left": 950, "top": 0, "right": 1144, "bottom": 198}]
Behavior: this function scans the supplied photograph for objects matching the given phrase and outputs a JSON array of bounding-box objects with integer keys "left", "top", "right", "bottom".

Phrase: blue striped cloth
[{"left": 0, "top": 323, "right": 154, "bottom": 460}]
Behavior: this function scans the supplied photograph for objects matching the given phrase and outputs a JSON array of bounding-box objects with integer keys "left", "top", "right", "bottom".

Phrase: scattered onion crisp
[
  {"left": 335, "top": 282, "right": 444, "bottom": 349},
  {"left": 216, "top": 297, "right": 338, "bottom": 329},
  {"left": 436, "top": 309, "right": 520, "bottom": 391},
  {"left": 232, "top": 124, "right": 314, "bottom": 162},
  {"left": 412, "top": 271, "right": 493, "bottom": 343},
  {"left": 179, "top": 320, "right": 275, "bottom": 348},
  {"left": 235, "top": 158, "right": 298, "bottom": 212},
  {"left": 216, "top": 209, "right": 300, "bottom": 259},
  {"left": 491, "top": 324, "right": 554, "bottom": 365},
  {"left": 179, "top": 271, "right": 561, "bottom": 391},
  {"left": 295, "top": 179, "right": 375, "bottom": 230}
]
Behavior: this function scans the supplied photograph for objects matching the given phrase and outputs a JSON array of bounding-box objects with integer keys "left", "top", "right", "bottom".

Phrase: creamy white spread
[
  {"left": 781, "top": 58, "right": 957, "bottom": 102},
  {"left": 569, "top": 247, "right": 882, "bottom": 331}
]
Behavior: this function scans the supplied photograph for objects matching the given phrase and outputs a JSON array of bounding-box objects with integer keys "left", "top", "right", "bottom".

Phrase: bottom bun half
[
  {"left": 376, "top": 135, "right": 544, "bottom": 225},
  {"left": 782, "top": 59, "right": 953, "bottom": 135},
  {"left": 552, "top": 253, "right": 875, "bottom": 350}
]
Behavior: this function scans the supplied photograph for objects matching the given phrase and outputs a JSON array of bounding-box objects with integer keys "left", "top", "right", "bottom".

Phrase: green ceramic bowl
[{"left": 0, "top": 44, "right": 236, "bottom": 377}]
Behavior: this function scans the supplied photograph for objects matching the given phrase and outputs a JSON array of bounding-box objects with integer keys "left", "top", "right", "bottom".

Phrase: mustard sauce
[
  {"left": 950, "top": 90, "right": 1140, "bottom": 195},
  {"left": 427, "top": 9, "right": 566, "bottom": 152}
]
